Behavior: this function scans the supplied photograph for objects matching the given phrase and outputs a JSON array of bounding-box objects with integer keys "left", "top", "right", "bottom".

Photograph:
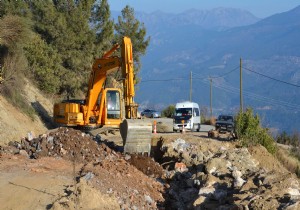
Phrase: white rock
[
  {"left": 234, "top": 177, "right": 246, "bottom": 188},
  {"left": 199, "top": 186, "right": 215, "bottom": 196},
  {"left": 288, "top": 188, "right": 300, "bottom": 196}
]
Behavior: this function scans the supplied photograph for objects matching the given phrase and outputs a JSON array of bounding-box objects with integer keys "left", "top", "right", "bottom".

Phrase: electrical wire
[
  {"left": 201, "top": 79, "right": 300, "bottom": 111},
  {"left": 140, "top": 77, "right": 188, "bottom": 83},
  {"left": 243, "top": 67, "right": 300, "bottom": 88},
  {"left": 192, "top": 66, "right": 239, "bottom": 79},
  {"left": 138, "top": 64, "right": 300, "bottom": 111},
  {"left": 141, "top": 65, "right": 240, "bottom": 83}
]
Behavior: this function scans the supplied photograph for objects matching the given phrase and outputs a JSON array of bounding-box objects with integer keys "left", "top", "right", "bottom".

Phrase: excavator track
[{"left": 120, "top": 119, "right": 152, "bottom": 155}]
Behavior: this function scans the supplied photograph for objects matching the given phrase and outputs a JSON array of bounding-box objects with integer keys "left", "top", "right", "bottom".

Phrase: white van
[{"left": 173, "top": 101, "right": 201, "bottom": 132}]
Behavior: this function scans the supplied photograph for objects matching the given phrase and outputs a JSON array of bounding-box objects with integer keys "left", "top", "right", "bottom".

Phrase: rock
[
  {"left": 60, "top": 148, "right": 67, "bottom": 155},
  {"left": 285, "top": 201, "right": 300, "bottom": 210},
  {"left": 27, "top": 131, "right": 35, "bottom": 141},
  {"left": 83, "top": 172, "right": 94, "bottom": 181},
  {"left": 19, "top": 150, "right": 29, "bottom": 157},
  {"left": 193, "top": 195, "right": 206, "bottom": 206},
  {"left": 206, "top": 158, "right": 230, "bottom": 176},
  {"left": 234, "top": 177, "right": 246, "bottom": 188},
  {"left": 199, "top": 186, "right": 215, "bottom": 197},
  {"left": 124, "top": 154, "right": 131, "bottom": 160},
  {"left": 144, "top": 195, "right": 153, "bottom": 204},
  {"left": 213, "top": 189, "right": 227, "bottom": 202},
  {"left": 288, "top": 188, "right": 300, "bottom": 197},
  {"left": 175, "top": 162, "right": 188, "bottom": 173}
]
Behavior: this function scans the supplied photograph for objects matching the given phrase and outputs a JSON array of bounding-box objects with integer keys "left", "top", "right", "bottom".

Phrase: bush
[
  {"left": 235, "top": 108, "right": 277, "bottom": 154},
  {"left": 161, "top": 105, "right": 175, "bottom": 118}
]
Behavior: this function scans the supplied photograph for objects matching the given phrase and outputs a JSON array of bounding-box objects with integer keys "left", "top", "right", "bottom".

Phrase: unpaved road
[{"left": 0, "top": 156, "right": 75, "bottom": 210}]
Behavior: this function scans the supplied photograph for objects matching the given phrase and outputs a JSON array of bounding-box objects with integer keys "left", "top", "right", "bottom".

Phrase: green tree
[
  {"left": 235, "top": 108, "right": 277, "bottom": 154},
  {"left": 24, "top": 34, "right": 63, "bottom": 93},
  {"left": 162, "top": 105, "right": 175, "bottom": 118},
  {"left": 0, "top": 14, "right": 31, "bottom": 84},
  {"left": 91, "top": 0, "right": 114, "bottom": 57},
  {"left": 114, "top": 5, "right": 150, "bottom": 84},
  {"left": 30, "top": 0, "right": 95, "bottom": 96},
  {"left": 0, "top": 0, "right": 31, "bottom": 19},
  {"left": 0, "top": 14, "right": 35, "bottom": 118}
]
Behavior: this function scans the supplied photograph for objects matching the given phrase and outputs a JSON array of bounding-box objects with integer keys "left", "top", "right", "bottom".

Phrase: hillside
[{"left": 0, "top": 81, "right": 53, "bottom": 145}]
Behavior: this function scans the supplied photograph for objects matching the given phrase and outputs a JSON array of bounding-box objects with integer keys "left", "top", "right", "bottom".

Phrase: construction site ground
[{"left": 1, "top": 128, "right": 300, "bottom": 210}]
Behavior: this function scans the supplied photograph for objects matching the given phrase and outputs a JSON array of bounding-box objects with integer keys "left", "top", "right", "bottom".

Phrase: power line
[
  {"left": 243, "top": 67, "right": 300, "bottom": 88},
  {"left": 201, "top": 79, "right": 300, "bottom": 111},
  {"left": 140, "top": 77, "right": 188, "bottom": 83},
  {"left": 192, "top": 66, "right": 239, "bottom": 79},
  {"left": 211, "top": 66, "right": 239, "bottom": 79},
  {"left": 141, "top": 66, "right": 240, "bottom": 83}
]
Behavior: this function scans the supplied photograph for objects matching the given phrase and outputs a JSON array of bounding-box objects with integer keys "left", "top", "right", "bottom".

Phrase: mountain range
[{"left": 113, "top": 6, "right": 300, "bottom": 134}]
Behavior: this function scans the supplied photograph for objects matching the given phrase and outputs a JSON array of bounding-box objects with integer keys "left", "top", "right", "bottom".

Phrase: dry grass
[
  {"left": 276, "top": 146, "right": 300, "bottom": 177},
  {"left": 210, "top": 117, "right": 216, "bottom": 126}
]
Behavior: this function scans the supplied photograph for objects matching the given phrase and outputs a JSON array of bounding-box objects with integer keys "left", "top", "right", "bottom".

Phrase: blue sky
[{"left": 108, "top": 0, "right": 300, "bottom": 18}]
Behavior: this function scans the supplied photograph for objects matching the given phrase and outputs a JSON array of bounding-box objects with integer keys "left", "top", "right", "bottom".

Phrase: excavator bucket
[{"left": 120, "top": 119, "right": 152, "bottom": 155}]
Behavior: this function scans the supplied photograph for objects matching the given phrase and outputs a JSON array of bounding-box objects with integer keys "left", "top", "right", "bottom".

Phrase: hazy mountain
[
  {"left": 112, "top": 7, "right": 260, "bottom": 31},
  {"left": 115, "top": 7, "right": 300, "bottom": 133}
]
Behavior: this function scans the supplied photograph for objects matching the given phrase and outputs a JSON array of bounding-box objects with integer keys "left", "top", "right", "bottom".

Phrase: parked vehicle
[
  {"left": 141, "top": 109, "right": 161, "bottom": 118},
  {"left": 215, "top": 115, "right": 234, "bottom": 133},
  {"left": 173, "top": 101, "right": 201, "bottom": 132}
]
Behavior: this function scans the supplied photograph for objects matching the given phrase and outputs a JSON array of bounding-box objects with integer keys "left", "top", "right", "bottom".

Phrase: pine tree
[
  {"left": 114, "top": 5, "right": 150, "bottom": 84},
  {"left": 91, "top": 0, "right": 114, "bottom": 57},
  {"left": 30, "top": 0, "right": 96, "bottom": 96}
]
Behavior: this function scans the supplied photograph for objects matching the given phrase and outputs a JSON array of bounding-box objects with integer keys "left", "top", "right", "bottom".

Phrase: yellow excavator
[{"left": 53, "top": 37, "right": 152, "bottom": 154}]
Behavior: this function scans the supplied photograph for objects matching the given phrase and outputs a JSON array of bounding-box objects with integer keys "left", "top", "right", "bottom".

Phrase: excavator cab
[
  {"left": 106, "top": 90, "right": 121, "bottom": 119},
  {"left": 99, "top": 88, "right": 122, "bottom": 127}
]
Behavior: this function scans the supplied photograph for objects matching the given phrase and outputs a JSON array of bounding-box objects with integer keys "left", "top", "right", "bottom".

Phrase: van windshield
[{"left": 175, "top": 108, "right": 192, "bottom": 116}]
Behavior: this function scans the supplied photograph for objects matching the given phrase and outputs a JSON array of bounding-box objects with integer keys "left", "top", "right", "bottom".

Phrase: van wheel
[
  {"left": 197, "top": 123, "right": 200, "bottom": 132},
  {"left": 192, "top": 124, "right": 196, "bottom": 132}
]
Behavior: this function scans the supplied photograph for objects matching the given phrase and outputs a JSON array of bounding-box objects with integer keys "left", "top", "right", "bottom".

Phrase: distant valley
[{"left": 113, "top": 6, "right": 300, "bottom": 134}]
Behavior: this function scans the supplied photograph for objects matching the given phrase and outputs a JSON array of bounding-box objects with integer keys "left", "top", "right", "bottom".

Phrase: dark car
[
  {"left": 141, "top": 109, "right": 161, "bottom": 118},
  {"left": 215, "top": 115, "right": 234, "bottom": 133}
]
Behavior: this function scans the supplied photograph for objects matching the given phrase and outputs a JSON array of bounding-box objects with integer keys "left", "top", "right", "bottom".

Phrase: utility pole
[
  {"left": 210, "top": 77, "right": 212, "bottom": 118},
  {"left": 240, "top": 58, "right": 243, "bottom": 112},
  {"left": 190, "top": 71, "right": 192, "bottom": 102}
]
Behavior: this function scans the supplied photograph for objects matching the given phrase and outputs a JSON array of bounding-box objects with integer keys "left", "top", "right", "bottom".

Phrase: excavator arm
[
  {"left": 121, "top": 37, "right": 138, "bottom": 119},
  {"left": 84, "top": 56, "right": 121, "bottom": 125}
]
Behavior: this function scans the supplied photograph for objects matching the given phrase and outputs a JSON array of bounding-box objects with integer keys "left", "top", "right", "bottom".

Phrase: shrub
[
  {"left": 235, "top": 108, "right": 277, "bottom": 154},
  {"left": 161, "top": 105, "right": 175, "bottom": 118}
]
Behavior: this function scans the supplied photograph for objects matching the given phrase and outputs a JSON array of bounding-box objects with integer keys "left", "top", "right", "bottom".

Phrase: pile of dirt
[
  {"left": 5, "top": 127, "right": 112, "bottom": 162},
  {"left": 1, "top": 127, "right": 165, "bottom": 209}
]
